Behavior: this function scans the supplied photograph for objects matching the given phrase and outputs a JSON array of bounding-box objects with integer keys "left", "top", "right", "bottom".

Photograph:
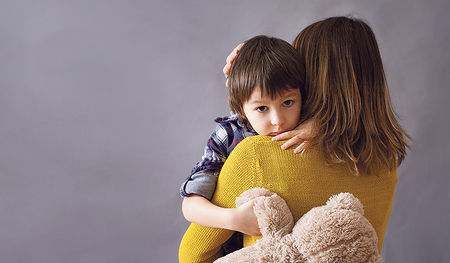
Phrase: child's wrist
[{"left": 225, "top": 208, "right": 239, "bottom": 231}]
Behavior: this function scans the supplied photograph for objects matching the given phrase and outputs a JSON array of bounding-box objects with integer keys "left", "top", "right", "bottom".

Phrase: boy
[{"left": 180, "top": 35, "right": 306, "bottom": 238}]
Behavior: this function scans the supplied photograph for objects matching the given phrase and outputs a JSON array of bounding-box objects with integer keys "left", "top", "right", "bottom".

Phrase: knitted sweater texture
[{"left": 179, "top": 135, "right": 397, "bottom": 263}]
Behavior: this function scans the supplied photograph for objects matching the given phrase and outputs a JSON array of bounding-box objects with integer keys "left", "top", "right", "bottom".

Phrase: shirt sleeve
[{"left": 180, "top": 123, "right": 231, "bottom": 201}]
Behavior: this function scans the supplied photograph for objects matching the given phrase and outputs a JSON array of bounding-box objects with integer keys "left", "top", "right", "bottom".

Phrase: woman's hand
[
  {"left": 223, "top": 43, "right": 244, "bottom": 87},
  {"left": 229, "top": 197, "right": 261, "bottom": 236},
  {"left": 272, "top": 119, "right": 316, "bottom": 154}
]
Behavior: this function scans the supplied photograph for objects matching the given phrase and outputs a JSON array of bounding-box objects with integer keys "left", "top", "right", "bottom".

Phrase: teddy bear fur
[{"left": 214, "top": 188, "right": 383, "bottom": 263}]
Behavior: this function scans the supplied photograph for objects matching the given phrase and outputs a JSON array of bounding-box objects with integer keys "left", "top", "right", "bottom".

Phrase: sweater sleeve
[{"left": 178, "top": 137, "right": 258, "bottom": 263}]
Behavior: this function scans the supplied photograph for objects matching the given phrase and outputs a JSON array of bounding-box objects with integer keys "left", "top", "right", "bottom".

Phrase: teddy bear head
[{"left": 292, "top": 192, "right": 383, "bottom": 263}]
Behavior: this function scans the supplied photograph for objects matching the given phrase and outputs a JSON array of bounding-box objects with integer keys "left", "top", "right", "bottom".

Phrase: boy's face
[{"left": 243, "top": 87, "right": 301, "bottom": 136}]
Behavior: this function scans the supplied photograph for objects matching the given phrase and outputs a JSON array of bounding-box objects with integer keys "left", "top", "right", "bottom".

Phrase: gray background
[{"left": 1, "top": 1, "right": 449, "bottom": 262}]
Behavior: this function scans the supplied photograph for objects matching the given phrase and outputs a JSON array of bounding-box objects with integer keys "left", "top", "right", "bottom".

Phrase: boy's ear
[
  {"left": 237, "top": 109, "right": 247, "bottom": 121},
  {"left": 239, "top": 116, "right": 248, "bottom": 125},
  {"left": 241, "top": 114, "right": 249, "bottom": 123},
  {"left": 238, "top": 115, "right": 253, "bottom": 130}
]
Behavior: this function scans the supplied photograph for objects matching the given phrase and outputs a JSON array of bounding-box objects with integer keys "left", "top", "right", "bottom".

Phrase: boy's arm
[
  {"left": 179, "top": 137, "right": 259, "bottom": 263},
  {"left": 182, "top": 194, "right": 260, "bottom": 236},
  {"left": 179, "top": 195, "right": 238, "bottom": 263},
  {"left": 181, "top": 122, "right": 232, "bottom": 200},
  {"left": 179, "top": 192, "right": 259, "bottom": 263}
]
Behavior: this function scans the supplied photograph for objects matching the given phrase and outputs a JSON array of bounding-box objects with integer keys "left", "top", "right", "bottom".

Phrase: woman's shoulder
[
  {"left": 239, "top": 135, "right": 321, "bottom": 154},
  {"left": 242, "top": 135, "right": 273, "bottom": 142}
]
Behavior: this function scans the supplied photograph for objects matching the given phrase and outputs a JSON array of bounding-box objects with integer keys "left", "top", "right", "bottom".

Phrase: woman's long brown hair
[{"left": 293, "top": 16, "right": 412, "bottom": 175}]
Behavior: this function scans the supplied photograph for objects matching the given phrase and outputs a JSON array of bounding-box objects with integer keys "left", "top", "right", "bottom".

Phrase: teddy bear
[{"left": 214, "top": 188, "right": 383, "bottom": 263}]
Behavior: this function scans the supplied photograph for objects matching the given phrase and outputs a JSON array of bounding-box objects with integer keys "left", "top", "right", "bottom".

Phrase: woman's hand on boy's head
[
  {"left": 272, "top": 119, "right": 316, "bottom": 154},
  {"left": 223, "top": 43, "right": 244, "bottom": 87}
]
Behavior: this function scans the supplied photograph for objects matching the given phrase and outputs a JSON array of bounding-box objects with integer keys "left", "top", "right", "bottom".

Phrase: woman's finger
[
  {"left": 224, "top": 43, "right": 244, "bottom": 77},
  {"left": 293, "top": 140, "right": 310, "bottom": 154},
  {"left": 272, "top": 130, "right": 298, "bottom": 141},
  {"left": 280, "top": 135, "right": 305, "bottom": 150},
  {"left": 223, "top": 63, "right": 232, "bottom": 78}
]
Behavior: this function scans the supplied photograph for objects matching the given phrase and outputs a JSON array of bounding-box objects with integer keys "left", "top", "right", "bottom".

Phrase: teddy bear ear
[{"left": 326, "top": 193, "right": 364, "bottom": 215}]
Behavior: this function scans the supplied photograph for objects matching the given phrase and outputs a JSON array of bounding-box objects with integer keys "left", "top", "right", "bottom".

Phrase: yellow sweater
[{"left": 179, "top": 136, "right": 397, "bottom": 263}]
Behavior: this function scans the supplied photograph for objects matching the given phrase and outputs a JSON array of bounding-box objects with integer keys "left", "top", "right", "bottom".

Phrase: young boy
[{"left": 180, "top": 35, "right": 306, "bottom": 238}]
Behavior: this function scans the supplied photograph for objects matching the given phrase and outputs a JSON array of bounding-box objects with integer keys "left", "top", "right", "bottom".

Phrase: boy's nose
[{"left": 271, "top": 111, "right": 285, "bottom": 127}]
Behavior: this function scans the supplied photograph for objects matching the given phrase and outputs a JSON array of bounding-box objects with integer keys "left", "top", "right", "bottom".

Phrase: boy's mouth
[{"left": 271, "top": 131, "right": 284, "bottom": 136}]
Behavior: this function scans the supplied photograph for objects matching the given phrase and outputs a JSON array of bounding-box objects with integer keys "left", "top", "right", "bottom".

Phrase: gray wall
[{"left": 1, "top": 1, "right": 449, "bottom": 262}]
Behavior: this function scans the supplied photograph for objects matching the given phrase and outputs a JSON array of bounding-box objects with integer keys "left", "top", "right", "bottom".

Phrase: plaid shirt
[{"left": 180, "top": 113, "right": 257, "bottom": 200}]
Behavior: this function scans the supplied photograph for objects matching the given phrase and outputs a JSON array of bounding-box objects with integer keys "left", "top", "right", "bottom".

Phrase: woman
[{"left": 179, "top": 16, "right": 412, "bottom": 263}]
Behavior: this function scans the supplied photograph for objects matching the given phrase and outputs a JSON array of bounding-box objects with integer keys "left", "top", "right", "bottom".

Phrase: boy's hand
[
  {"left": 223, "top": 43, "right": 244, "bottom": 87},
  {"left": 231, "top": 197, "right": 261, "bottom": 236},
  {"left": 272, "top": 119, "right": 316, "bottom": 154},
  {"left": 182, "top": 194, "right": 261, "bottom": 236}
]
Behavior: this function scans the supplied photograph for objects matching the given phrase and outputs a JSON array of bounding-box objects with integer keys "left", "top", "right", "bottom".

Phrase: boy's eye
[
  {"left": 283, "top": 100, "right": 294, "bottom": 106},
  {"left": 256, "top": 106, "right": 268, "bottom": 112}
]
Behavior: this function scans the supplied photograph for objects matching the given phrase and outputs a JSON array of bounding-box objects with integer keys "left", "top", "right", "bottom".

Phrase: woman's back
[
  {"left": 179, "top": 136, "right": 397, "bottom": 262},
  {"left": 212, "top": 135, "right": 397, "bottom": 253}
]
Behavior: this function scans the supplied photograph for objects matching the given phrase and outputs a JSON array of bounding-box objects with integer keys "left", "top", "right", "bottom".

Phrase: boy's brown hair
[
  {"left": 227, "top": 35, "right": 306, "bottom": 119},
  {"left": 293, "top": 16, "right": 412, "bottom": 175}
]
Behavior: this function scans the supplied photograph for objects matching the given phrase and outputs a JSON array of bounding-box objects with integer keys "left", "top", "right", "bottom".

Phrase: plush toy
[{"left": 214, "top": 188, "right": 383, "bottom": 263}]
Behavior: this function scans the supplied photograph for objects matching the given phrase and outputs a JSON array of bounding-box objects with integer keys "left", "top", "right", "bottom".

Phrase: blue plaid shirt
[{"left": 180, "top": 113, "right": 258, "bottom": 201}]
